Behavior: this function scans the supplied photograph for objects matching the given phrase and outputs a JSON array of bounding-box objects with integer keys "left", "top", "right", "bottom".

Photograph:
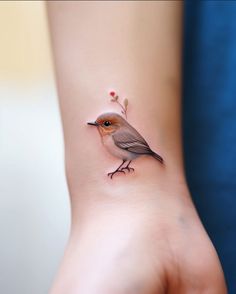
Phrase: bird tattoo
[{"left": 87, "top": 112, "right": 163, "bottom": 179}]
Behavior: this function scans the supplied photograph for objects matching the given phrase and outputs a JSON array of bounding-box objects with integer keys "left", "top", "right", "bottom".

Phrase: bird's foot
[
  {"left": 121, "top": 166, "right": 135, "bottom": 173},
  {"left": 107, "top": 169, "right": 125, "bottom": 179}
]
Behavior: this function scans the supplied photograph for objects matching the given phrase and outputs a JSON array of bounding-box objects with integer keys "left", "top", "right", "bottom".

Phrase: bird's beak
[{"left": 87, "top": 121, "right": 99, "bottom": 126}]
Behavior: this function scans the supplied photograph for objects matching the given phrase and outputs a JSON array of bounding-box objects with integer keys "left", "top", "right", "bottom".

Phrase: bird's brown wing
[{"left": 112, "top": 128, "right": 154, "bottom": 156}]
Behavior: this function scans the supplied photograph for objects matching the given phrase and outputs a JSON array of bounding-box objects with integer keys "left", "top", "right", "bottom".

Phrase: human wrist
[{"left": 68, "top": 170, "right": 195, "bottom": 232}]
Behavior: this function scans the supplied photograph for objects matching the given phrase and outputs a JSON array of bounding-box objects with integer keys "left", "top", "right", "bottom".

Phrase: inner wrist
[{"left": 68, "top": 174, "right": 192, "bottom": 224}]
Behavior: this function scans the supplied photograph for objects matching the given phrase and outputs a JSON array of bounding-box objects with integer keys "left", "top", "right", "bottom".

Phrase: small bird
[{"left": 87, "top": 112, "right": 163, "bottom": 178}]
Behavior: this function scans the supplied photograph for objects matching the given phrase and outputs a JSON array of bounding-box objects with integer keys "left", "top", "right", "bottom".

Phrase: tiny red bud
[{"left": 110, "top": 91, "right": 116, "bottom": 97}]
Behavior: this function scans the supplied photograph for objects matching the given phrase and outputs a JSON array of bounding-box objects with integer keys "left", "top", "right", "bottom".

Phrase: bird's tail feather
[{"left": 151, "top": 151, "right": 164, "bottom": 164}]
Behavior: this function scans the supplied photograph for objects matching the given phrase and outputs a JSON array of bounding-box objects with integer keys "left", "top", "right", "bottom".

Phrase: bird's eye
[{"left": 103, "top": 121, "right": 111, "bottom": 127}]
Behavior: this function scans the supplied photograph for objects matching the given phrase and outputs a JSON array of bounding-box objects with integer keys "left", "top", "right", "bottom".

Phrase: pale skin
[{"left": 47, "top": 2, "right": 227, "bottom": 294}]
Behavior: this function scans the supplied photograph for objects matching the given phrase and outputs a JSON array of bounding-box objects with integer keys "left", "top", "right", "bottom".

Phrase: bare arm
[{"left": 47, "top": 2, "right": 226, "bottom": 293}]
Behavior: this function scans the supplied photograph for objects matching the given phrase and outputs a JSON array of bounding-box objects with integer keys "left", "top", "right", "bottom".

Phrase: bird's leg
[
  {"left": 121, "top": 160, "right": 135, "bottom": 173},
  {"left": 107, "top": 160, "right": 126, "bottom": 179}
]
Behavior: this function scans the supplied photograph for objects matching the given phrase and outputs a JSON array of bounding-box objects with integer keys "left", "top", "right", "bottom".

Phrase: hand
[{"left": 50, "top": 184, "right": 227, "bottom": 294}]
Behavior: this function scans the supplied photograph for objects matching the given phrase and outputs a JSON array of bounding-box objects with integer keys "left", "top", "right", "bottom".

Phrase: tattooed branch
[{"left": 110, "top": 91, "right": 128, "bottom": 119}]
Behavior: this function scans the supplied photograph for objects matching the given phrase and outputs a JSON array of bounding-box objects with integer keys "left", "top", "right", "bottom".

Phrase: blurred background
[{"left": 0, "top": 2, "right": 70, "bottom": 294}]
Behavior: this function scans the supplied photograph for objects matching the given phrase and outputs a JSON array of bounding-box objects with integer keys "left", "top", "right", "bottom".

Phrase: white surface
[{"left": 0, "top": 81, "right": 70, "bottom": 294}]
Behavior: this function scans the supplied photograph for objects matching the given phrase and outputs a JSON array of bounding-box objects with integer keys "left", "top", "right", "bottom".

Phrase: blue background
[{"left": 183, "top": 1, "right": 236, "bottom": 292}]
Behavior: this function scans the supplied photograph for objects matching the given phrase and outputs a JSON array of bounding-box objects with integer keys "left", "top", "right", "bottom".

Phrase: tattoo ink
[
  {"left": 110, "top": 91, "right": 128, "bottom": 119},
  {"left": 87, "top": 91, "right": 163, "bottom": 179}
]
